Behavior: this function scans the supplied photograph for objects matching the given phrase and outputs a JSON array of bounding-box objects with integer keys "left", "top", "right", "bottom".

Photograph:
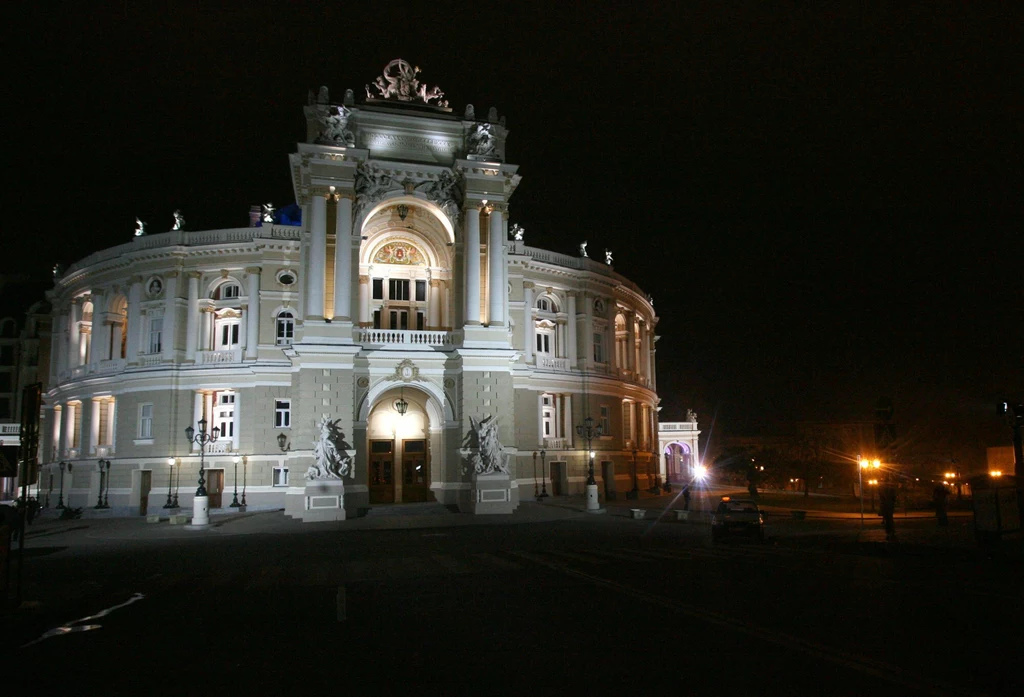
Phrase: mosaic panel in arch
[{"left": 373, "top": 242, "right": 424, "bottom": 265}]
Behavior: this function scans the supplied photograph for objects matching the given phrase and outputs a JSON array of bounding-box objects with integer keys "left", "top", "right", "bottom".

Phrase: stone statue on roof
[
  {"left": 262, "top": 203, "right": 275, "bottom": 223},
  {"left": 314, "top": 105, "right": 355, "bottom": 146},
  {"left": 365, "top": 59, "right": 448, "bottom": 108},
  {"left": 511, "top": 224, "right": 524, "bottom": 242},
  {"left": 605, "top": 249, "right": 613, "bottom": 265},
  {"left": 579, "top": 241, "right": 588, "bottom": 257},
  {"left": 172, "top": 210, "right": 185, "bottom": 231},
  {"left": 134, "top": 218, "right": 146, "bottom": 236},
  {"left": 468, "top": 123, "right": 497, "bottom": 157}
]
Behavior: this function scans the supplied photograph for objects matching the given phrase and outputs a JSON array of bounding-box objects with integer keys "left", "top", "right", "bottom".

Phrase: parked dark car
[{"left": 710, "top": 496, "right": 765, "bottom": 543}]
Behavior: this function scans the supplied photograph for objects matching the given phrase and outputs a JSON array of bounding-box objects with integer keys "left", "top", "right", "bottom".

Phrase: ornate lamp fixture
[{"left": 395, "top": 387, "right": 409, "bottom": 416}]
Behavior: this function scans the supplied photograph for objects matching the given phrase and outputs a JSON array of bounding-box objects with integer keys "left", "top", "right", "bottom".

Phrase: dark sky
[{"left": 5, "top": 2, "right": 1022, "bottom": 468}]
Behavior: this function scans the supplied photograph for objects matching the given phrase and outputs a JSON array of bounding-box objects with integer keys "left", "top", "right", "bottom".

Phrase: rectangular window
[
  {"left": 389, "top": 279, "right": 409, "bottom": 301},
  {"left": 416, "top": 312, "right": 424, "bottom": 331},
  {"left": 0, "top": 346, "right": 13, "bottom": 364},
  {"left": 0, "top": 372, "right": 11, "bottom": 392},
  {"left": 218, "top": 392, "right": 235, "bottom": 438},
  {"left": 148, "top": 317, "right": 163, "bottom": 354},
  {"left": 139, "top": 404, "right": 153, "bottom": 439},
  {"left": 273, "top": 466, "right": 289, "bottom": 487},
  {"left": 222, "top": 284, "right": 240, "bottom": 299},
  {"left": 593, "top": 332, "right": 604, "bottom": 363},
  {"left": 415, "top": 280, "right": 427, "bottom": 302},
  {"left": 536, "top": 333, "right": 550, "bottom": 354},
  {"left": 274, "top": 399, "right": 291, "bottom": 428},
  {"left": 600, "top": 405, "right": 610, "bottom": 435},
  {"left": 372, "top": 278, "right": 384, "bottom": 300},
  {"left": 0, "top": 397, "right": 10, "bottom": 419},
  {"left": 373, "top": 310, "right": 381, "bottom": 329}
]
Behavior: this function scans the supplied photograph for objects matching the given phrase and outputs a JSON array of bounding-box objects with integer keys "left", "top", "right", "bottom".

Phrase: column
[
  {"left": 564, "top": 394, "right": 573, "bottom": 448},
  {"left": 626, "top": 311, "right": 636, "bottom": 374},
  {"left": 162, "top": 272, "right": 178, "bottom": 361},
  {"left": 199, "top": 308, "right": 212, "bottom": 351},
  {"left": 582, "top": 293, "right": 593, "bottom": 370},
  {"left": 487, "top": 206, "right": 505, "bottom": 325},
  {"left": 185, "top": 272, "right": 200, "bottom": 361},
  {"left": 110, "top": 319, "right": 124, "bottom": 360},
  {"left": 567, "top": 291, "right": 578, "bottom": 368},
  {"left": 307, "top": 194, "right": 327, "bottom": 319},
  {"left": 89, "top": 399, "right": 101, "bottom": 455},
  {"left": 65, "top": 402, "right": 77, "bottom": 455},
  {"left": 440, "top": 281, "right": 450, "bottom": 329},
  {"left": 126, "top": 277, "right": 142, "bottom": 364},
  {"left": 68, "top": 299, "right": 81, "bottom": 370},
  {"left": 641, "top": 324, "right": 651, "bottom": 382},
  {"left": 91, "top": 291, "right": 108, "bottom": 362},
  {"left": 522, "top": 281, "right": 534, "bottom": 364},
  {"left": 240, "top": 304, "right": 248, "bottom": 354},
  {"left": 245, "top": 266, "right": 260, "bottom": 359},
  {"left": 556, "top": 318, "right": 567, "bottom": 359},
  {"left": 333, "top": 195, "right": 353, "bottom": 321},
  {"left": 428, "top": 279, "right": 441, "bottom": 329},
  {"left": 105, "top": 400, "right": 116, "bottom": 449},
  {"left": 358, "top": 275, "right": 370, "bottom": 326},
  {"left": 52, "top": 313, "right": 67, "bottom": 378},
  {"left": 464, "top": 206, "right": 481, "bottom": 325},
  {"left": 52, "top": 406, "right": 63, "bottom": 458},
  {"left": 193, "top": 392, "right": 204, "bottom": 432},
  {"left": 650, "top": 335, "right": 658, "bottom": 392},
  {"left": 607, "top": 300, "right": 618, "bottom": 371}
]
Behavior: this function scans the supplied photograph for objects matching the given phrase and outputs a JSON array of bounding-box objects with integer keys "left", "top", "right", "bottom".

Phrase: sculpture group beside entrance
[
  {"left": 306, "top": 415, "right": 353, "bottom": 480},
  {"left": 461, "top": 415, "right": 509, "bottom": 475}
]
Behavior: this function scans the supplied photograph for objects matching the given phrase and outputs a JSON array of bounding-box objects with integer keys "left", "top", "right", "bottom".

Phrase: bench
[
  {"left": 146, "top": 514, "right": 161, "bottom": 524},
  {"left": 169, "top": 514, "right": 190, "bottom": 525},
  {"left": 674, "top": 510, "right": 690, "bottom": 521},
  {"left": 630, "top": 508, "right": 646, "bottom": 520}
]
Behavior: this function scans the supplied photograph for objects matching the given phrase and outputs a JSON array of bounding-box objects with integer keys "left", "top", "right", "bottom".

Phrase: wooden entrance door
[
  {"left": 369, "top": 440, "right": 395, "bottom": 504},
  {"left": 139, "top": 470, "right": 151, "bottom": 516},
  {"left": 549, "top": 462, "right": 563, "bottom": 496},
  {"left": 401, "top": 439, "right": 430, "bottom": 502},
  {"left": 207, "top": 470, "right": 223, "bottom": 508}
]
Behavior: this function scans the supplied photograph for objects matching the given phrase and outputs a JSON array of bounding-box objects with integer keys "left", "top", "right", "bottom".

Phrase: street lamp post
[
  {"left": 172, "top": 456, "right": 181, "bottom": 508},
  {"left": 241, "top": 455, "right": 247, "bottom": 507},
  {"left": 628, "top": 448, "right": 639, "bottom": 500},
  {"left": 858, "top": 457, "right": 880, "bottom": 525},
  {"left": 538, "top": 449, "right": 548, "bottom": 499},
  {"left": 57, "top": 461, "right": 70, "bottom": 509},
  {"left": 163, "top": 458, "right": 175, "bottom": 509},
  {"left": 576, "top": 416, "right": 603, "bottom": 512},
  {"left": 533, "top": 452, "right": 539, "bottom": 499},
  {"left": 95, "top": 459, "right": 110, "bottom": 509},
  {"left": 184, "top": 418, "right": 219, "bottom": 526},
  {"left": 230, "top": 456, "right": 241, "bottom": 508}
]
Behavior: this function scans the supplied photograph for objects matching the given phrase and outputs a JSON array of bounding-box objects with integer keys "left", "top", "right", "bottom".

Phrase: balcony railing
[
  {"left": 542, "top": 437, "right": 569, "bottom": 450},
  {"left": 197, "top": 349, "right": 242, "bottom": 365},
  {"left": 355, "top": 329, "right": 458, "bottom": 349},
  {"left": 0, "top": 424, "right": 21, "bottom": 436},
  {"left": 536, "top": 356, "right": 570, "bottom": 371}
]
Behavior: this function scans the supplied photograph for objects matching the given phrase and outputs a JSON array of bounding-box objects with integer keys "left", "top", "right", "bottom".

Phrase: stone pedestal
[
  {"left": 585, "top": 484, "right": 604, "bottom": 513},
  {"left": 460, "top": 471, "right": 518, "bottom": 514},
  {"left": 300, "top": 479, "right": 347, "bottom": 522},
  {"left": 192, "top": 495, "right": 210, "bottom": 526}
]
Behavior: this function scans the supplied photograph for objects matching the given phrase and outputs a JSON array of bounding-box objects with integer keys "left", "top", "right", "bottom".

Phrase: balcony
[
  {"left": 197, "top": 349, "right": 242, "bottom": 365},
  {"left": 354, "top": 329, "right": 458, "bottom": 350},
  {"left": 542, "top": 437, "right": 569, "bottom": 450},
  {"left": 536, "top": 356, "right": 570, "bottom": 372},
  {"left": 0, "top": 424, "right": 20, "bottom": 437}
]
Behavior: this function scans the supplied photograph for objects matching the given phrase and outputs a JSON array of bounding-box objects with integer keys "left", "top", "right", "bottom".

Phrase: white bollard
[
  {"left": 585, "top": 484, "right": 601, "bottom": 512},
  {"left": 192, "top": 495, "right": 210, "bottom": 526}
]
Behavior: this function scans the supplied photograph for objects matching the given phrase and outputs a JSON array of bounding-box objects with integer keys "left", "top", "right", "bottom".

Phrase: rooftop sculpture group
[{"left": 365, "top": 59, "right": 448, "bottom": 108}]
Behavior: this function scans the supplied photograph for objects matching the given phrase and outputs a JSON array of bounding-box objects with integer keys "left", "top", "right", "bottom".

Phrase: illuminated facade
[{"left": 41, "top": 61, "right": 663, "bottom": 518}]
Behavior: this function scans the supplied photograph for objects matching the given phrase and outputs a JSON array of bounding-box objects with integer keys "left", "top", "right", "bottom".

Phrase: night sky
[{"left": 5, "top": 3, "right": 1022, "bottom": 469}]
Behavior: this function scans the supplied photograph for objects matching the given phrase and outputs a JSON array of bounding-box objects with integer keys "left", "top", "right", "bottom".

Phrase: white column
[
  {"left": 126, "top": 278, "right": 142, "bottom": 364},
  {"left": 245, "top": 266, "right": 260, "bottom": 359},
  {"left": 607, "top": 300, "right": 618, "bottom": 370},
  {"left": 487, "top": 207, "right": 504, "bottom": 325},
  {"left": 193, "top": 391, "right": 204, "bottom": 429},
  {"left": 582, "top": 293, "right": 593, "bottom": 370},
  {"left": 105, "top": 400, "right": 116, "bottom": 448},
  {"left": 199, "top": 308, "right": 212, "bottom": 351},
  {"left": 441, "top": 281, "right": 450, "bottom": 329},
  {"left": 52, "top": 406, "right": 63, "bottom": 458},
  {"left": 428, "top": 279, "right": 441, "bottom": 329},
  {"left": 564, "top": 394, "right": 573, "bottom": 448},
  {"left": 650, "top": 335, "right": 658, "bottom": 392},
  {"left": 358, "top": 275, "right": 370, "bottom": 326},
  {"left": 333, "top": 195, "right": 353, "bottom": 321},
  {"left": 308, "top": 194, "right": 327, "bottom": 319},
  {"left": 536, "top": 394, "right": 544, "bottom": 446},
  {"left": 162, "top": 272, "right": 178, "bottom": 361},
  {"left": 567, "top": 292, "right": 578, "bottom": 369},
  {"left": 90, "top": 291, "right": 108, "bottom": 362},
  {"left": 68, "top": 300, "right": 81, "bottom": 369},
  {"left": 522, "top": 281, "right": 534, "bottom": 363},
  {"left": 464, "top": 206, "right": 481, "bottom": 325},
  {"left": 626, "top": 311, "right": 636, "bottom": 374},
  {"left": 65, "top": 402, "right": 77, "bottom": 455},
  {"left": 553, "top": 395, "right": 561, "bottom": 440},
  {"left": 185, "top": 272, "right": 200, "bottom": 361},
  {"left": 89, "top": 399, "right": 101, "bottom": 455}
]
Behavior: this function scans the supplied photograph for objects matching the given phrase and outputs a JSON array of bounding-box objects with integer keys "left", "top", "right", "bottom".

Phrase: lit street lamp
[
  {"left": 538, "top": 449, "right": 548, "bottom": 499},
  {"left": 858, "top": 457, "right": 880, "bottom": 526},
  {"left": 575, "top": 416, "right": 603, "bottom": 512},
  {"left": 184, "top": 418, "right": 219, "bottom": 525}
]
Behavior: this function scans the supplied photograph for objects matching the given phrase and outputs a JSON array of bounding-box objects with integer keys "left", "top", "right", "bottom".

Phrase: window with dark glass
[
  {"left": 389, "top": 279, "right": 410, "bottom": 301},
  {"left": 372, "top": 278, "right": 384, "bottom": 300},
  {"left": 415, "top": 280, "right": 426, "bottom": 302}
]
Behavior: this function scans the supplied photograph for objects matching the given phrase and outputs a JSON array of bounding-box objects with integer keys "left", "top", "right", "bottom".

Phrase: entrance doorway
[
  {"left": 369, "top": 440, "right": 395, "bottom": 504},
  {"left": 602, "top": 461, "right": 616, "bottom": 501},
  {"left": 207, "top": 470, "right": 223, "bottom": 508},
  {"left": 549, "top": 462, "right": 564, "bottom": 496},
  {"left": 139, "top": 470, "right": 151, "bottom": 516},
  {"left": 401, "top": 439, "right": 430, "bottom": 502}
]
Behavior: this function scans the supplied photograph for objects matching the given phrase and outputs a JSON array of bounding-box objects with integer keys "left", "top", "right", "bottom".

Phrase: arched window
[
  {"left": 213, "top": 283, "right": 241, "bottom": 300},
  {"left": 276, "top": 311, "right": 294, "bottom": 345}
]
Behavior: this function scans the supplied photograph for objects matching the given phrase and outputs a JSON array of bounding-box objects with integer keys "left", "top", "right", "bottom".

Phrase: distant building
[{"left": 38, "top": 61, "right": 666, "bottom": 518}]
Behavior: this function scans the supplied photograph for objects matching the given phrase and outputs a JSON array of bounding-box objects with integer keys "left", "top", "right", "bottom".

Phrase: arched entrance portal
[
  {"left": 365, "top": 387, "right": 433, "bottom": 504},
  {"left": 665, "top": 442, "right": 692, "bottom": 484}
]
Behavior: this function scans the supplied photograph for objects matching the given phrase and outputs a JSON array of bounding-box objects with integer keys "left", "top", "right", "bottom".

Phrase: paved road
[{"left": 5, "top": 502, "right": 1022, "bottom": 696}]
